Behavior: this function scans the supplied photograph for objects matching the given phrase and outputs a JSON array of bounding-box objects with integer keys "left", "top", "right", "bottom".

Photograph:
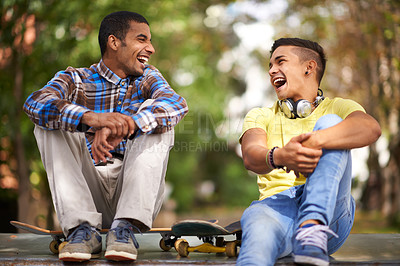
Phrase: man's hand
[
  {"left": 82, "top": 111, "right": 136, "bottom": 138},
  {"left": 241, "top": 128, "right": 322, "bottom": 176},
  {"left": 82, "top": 112, "right": 137, "bottom": 164},
  {"left": 92, "top": 127, "right": 124, "bottom": 164},
  {"left": 274, "top": 133, "right": 322, "bottom": 177}
]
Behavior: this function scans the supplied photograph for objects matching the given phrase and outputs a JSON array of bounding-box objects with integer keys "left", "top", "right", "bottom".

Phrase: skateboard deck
[
  {"left": 10, "top": 220, "right": 174, "bottom": 254},
  {"left": 171, "top": 219, "right": 242, "bottom": 257}
]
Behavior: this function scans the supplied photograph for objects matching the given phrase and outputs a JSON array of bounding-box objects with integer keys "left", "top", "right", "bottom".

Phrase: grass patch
[{"left": 351, "top": 210, "right": 400, "bottom": 233}]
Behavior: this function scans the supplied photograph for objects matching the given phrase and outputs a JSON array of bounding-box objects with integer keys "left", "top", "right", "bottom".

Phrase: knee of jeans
[
  {"left": 241, "top": 204, "right": 282, "bottom": 233},
  {"left": 314, "top": 114, "right": 343, "bottom": 131},
  {"left": 240, "top": 204, "right": 289, "bottom": 259}
]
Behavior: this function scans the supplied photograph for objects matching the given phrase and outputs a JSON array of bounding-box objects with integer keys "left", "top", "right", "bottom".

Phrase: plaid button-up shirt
[{"left": 24, "top": 59, "right": 188, "bottom": 157}]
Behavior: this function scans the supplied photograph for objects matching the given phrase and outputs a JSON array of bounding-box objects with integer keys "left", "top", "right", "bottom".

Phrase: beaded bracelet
[
  {"left": 266, "top": 149, "right": 274, "bottom": 169},
  {"left": 266, "top": 146, "right": 283, "bottom": 169}
]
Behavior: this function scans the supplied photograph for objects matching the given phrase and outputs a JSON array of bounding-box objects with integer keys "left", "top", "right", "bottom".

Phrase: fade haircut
[
  {"left": 270, "top": 38, "right": 327, "bottom": 85},
  {"left": 98, "top": 11, "right": 149, "bottom": 56}
]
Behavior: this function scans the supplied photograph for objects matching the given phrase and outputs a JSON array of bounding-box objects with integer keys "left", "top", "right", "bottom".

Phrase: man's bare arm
[
  {"left": 241, "top": 128, "right": 270, "bottom": 174},
  {"left": 301, "top": 111, "right": 381, "bottom": 150}
]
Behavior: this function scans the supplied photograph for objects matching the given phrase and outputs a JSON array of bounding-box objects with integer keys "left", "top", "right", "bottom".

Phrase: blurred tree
[{"left": 1, "top": 0, "right": 36, "bottom": 231}]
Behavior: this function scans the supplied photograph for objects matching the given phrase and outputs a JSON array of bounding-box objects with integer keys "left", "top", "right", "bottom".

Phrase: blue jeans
[{"left": 237, "top": 114, "right": 355, "bottom": 266}]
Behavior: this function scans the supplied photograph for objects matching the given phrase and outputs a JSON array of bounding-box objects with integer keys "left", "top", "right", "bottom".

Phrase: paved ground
[{"left": 0, "top": 233, "right": 399, "bottom": 265}]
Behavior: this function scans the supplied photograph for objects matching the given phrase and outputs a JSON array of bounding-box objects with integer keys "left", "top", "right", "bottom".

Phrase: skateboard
[
  {"left": 171, "top": 219, "right": 242, "bottom": 257},
  {"left": 10, "top": 220, "right": 175, "bottom": 254}
]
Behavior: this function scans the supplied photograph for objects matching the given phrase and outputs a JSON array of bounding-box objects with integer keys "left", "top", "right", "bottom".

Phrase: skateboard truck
[{"left": 171, "top": 220, "right": 242, "bottom": 257}]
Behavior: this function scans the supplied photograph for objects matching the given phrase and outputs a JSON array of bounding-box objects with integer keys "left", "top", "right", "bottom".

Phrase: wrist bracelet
[
  {"left": 266, "top": 149, "right": 274, "bottom": 169},
  {"left": 267, "top": 146, "right": 283, "bottom": 169}
]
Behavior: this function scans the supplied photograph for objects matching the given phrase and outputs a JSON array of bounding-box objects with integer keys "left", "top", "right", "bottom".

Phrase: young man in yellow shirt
[{"left": 236, "top": 38, "right": 380, "bottom": 266}]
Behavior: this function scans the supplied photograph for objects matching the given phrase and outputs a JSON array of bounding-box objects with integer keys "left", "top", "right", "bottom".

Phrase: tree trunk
[
  {"left": 382, "top": 136, "right": 400, "bottom": 222},
  {"left": 361, "top": 144, "right": 383, "bottom": 210},
  {"left": 13, "top": 51, "right": 33, "bottom": 226}
]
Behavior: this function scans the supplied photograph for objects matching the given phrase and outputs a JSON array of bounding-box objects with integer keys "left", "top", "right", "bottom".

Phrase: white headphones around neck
[{"left": 279, "top": 88, "right": 325, "bottom": 119}]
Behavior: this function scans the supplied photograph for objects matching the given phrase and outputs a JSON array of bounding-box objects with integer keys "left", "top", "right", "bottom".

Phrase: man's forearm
[
  {"left": 242, "top": 145, "right": 271, "bottom": 175},
  {"left": 303, "top": 111, "right": 381, "bottom": 150}
]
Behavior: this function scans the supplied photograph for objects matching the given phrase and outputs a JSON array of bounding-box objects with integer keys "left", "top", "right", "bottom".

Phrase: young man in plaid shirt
[{"left": 24, "top": 11, "right": 188, "bottom": 262}]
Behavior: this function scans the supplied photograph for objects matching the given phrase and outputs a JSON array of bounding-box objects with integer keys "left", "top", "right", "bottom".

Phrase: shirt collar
[{"left": 97, "top": 59, "right": 127, "bottom": 86}]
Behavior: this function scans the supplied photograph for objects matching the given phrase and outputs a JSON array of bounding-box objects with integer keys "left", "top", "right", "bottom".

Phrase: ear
[
  {"left": 107, "top": 35, "right": 120, "bottom": 52},
  {"left": 305, "top": 60, "right": 317, "bottom": 75}
]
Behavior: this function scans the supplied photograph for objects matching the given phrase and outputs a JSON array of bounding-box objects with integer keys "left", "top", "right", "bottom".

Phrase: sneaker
[
  {"left": 105, "top": 220, "right": 140, "bottom": 261},
  {"left": 293, "top": 224, "right": 338, "bottom": 266},
  {"left": 59, "top": 223, "right": 102, "bottom": 262}
]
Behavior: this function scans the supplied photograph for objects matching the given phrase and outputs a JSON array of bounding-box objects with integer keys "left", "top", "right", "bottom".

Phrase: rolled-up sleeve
[{"left": 129, "top": 68, "right": 188, "bottom": 134}]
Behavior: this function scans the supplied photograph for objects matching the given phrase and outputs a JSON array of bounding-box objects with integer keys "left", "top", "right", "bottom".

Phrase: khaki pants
[{"left": 34, "top": 122, "right": 174, "bottom": 236}]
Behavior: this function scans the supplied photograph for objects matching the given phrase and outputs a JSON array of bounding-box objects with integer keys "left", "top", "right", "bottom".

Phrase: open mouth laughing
[
  {"left": 272, "top": 77, "right": 287, "bottom": 89},
  {"left": 137, "top": 56, "right": 149, "bottom": 67}
]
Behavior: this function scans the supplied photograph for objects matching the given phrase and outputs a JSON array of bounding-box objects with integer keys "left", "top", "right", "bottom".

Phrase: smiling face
[
  {"left": 269, "top": 45, "right": 313, "bottom": 102},
  {"left": 112, "top": 21, "right": 155, "bottom": 78}
]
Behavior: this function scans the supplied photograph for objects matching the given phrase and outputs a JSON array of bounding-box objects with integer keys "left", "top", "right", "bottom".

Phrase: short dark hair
[
  {"left": 270, "top": 38, "right": 327, "bottom": 85},
  {"left": 98, "top": 11, "right": 149, "bottom": 56}
]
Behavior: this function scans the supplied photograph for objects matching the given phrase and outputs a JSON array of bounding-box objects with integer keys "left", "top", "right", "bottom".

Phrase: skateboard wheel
[
  {"left": 159, "top": 238, "right": 172, "bottom": 251},
  {"left": 225, "top": 241, "right": 239, "bottom": 257},
  {"left": 49, "top": 240, "right": 60, "bottom": 254},
  {"left": 215, "top": 237, "right": 225, "bottom": 255},
  {"left": 175, "top": 239, "right": 189, "bottom": 257},
  {"left": 58, "top": 241, "right": 67, "bottom": 252}
]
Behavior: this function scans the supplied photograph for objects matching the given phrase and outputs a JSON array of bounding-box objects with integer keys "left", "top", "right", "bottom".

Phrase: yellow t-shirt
[{"left": 240, "top": 97, "right": 365, "bottom": 200}]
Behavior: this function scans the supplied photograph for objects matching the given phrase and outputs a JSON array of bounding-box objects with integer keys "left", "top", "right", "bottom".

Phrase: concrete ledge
[{"left": 0, "top": 233, "right": 399, "bottom": 265}]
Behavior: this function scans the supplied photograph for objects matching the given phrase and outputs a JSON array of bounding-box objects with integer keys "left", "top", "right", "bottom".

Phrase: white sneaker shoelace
[{"left": 295, "top": 224, "right": 338, "bottom": 253}]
